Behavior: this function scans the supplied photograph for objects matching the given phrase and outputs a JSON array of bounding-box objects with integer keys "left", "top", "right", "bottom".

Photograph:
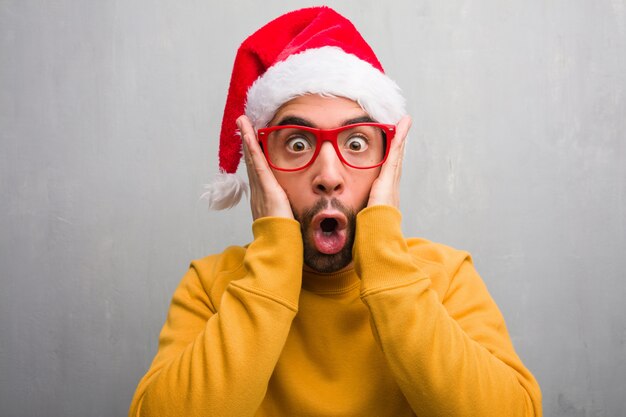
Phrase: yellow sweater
[{"left": 129, "top": 206, "right": 542, "bottom": 416}]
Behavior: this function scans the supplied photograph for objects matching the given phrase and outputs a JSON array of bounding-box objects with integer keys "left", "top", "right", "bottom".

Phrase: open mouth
[
  {"left": 311, "top": 212, "right": 348, "bottom": 255},
  {"left": 320, "top": 218, "right": 338, "bottom": 235}
]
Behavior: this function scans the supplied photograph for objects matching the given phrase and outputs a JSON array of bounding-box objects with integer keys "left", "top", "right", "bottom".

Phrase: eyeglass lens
[{"left": 265, "top": 125, "right": 386, "bottom": 169}]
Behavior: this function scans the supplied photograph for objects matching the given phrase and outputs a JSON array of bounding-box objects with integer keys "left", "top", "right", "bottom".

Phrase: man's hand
[
  {"left": 367, "top": 115, "right": 412, "bottom": 208},
  {"left": 238, "top": 115, "right": 294, "bottom": 220}
]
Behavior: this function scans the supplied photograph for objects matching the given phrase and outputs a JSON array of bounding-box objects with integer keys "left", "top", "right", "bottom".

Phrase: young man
[{"left": 129, "top": 7, "right": 542, "bottom": 416}]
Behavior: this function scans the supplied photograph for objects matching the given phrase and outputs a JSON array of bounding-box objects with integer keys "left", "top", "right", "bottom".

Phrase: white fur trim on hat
[
  {"left": 201, "top": 173, "right": 249, "bottom": 210},
  {"left": 245, "top": 46, "right": 406, "bottom": 129}
]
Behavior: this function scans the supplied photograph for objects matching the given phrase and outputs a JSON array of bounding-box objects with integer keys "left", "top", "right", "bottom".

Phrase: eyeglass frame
[{"left": 256, "top": 122, "right": 396, "bottom": 172}]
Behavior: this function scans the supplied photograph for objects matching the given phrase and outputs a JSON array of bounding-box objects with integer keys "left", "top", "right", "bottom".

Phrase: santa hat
[{"left": 203, "top": 6, "right": 406, "bottom": 209}]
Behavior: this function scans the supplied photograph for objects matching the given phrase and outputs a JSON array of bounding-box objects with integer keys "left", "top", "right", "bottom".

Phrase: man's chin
[{"left": 302, "top": 244, "right": 353, "bottom": 274}]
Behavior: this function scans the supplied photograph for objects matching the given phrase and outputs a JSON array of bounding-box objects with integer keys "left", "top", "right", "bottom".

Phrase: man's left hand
[{"left": 367, "top": 115, "right": 412, "bottom": 208}]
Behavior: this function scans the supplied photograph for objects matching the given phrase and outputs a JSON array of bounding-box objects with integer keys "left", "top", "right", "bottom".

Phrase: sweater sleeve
[
  {"left": 354, "top": 205, "right": 542, "bottom": 417},
  {"left": 129, "top": 217, "right": 303, "bottom": 417}
]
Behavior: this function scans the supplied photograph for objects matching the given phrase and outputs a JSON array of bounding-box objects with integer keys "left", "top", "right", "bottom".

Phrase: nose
[{"left": 311, "top": 142, "right": 344, "bottom": 196}]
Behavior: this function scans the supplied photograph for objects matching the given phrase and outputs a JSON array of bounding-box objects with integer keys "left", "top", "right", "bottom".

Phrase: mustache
[{"left": 296, "top": 198, "right": 352, "bottom": 224}]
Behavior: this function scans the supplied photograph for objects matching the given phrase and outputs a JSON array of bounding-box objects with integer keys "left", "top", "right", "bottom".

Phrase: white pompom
[{"left": 201, "top": 173, "right": 249, "bottom": 210}]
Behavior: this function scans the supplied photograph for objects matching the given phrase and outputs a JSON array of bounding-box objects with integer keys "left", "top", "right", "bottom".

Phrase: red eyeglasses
[{"left": 257, "top": 123, "right": 396, "bottom": 171}]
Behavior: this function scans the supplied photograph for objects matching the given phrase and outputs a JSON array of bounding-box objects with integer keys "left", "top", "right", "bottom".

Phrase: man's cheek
[{"left": 351, "top": 171, "right": 379, "bottom": 196}]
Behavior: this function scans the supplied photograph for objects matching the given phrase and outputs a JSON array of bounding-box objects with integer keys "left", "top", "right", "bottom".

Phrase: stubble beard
[{"left": 294, "top": 197, "right": 364, "bottom": 274}]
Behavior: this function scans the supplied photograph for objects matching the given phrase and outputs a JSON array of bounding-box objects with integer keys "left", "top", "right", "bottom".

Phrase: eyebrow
[
  {"left": 343, "top": 116, "right": 376, "bottom": 125},
  {"left": 276, "top": 116, "right": 314, "bottom": 127},
  {"left": 275, "top": 115, "right": 376, "bottom": 128}
]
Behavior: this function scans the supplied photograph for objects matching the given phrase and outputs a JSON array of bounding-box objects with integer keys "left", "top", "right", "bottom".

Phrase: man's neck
[{"left": 302, "top": 261, "right": 354, "bottom": 275}]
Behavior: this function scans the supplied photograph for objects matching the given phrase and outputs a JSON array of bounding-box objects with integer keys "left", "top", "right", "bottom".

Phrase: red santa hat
[{"left": 203, "top": 6, "right": 406, "bottom": 209}]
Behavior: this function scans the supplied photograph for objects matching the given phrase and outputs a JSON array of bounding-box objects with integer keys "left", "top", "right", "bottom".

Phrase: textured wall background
[{"left": 1, "top": 1, "right": 624, "bottom": 416}]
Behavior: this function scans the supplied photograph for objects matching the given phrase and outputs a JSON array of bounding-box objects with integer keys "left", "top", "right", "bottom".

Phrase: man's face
[{"left": 267, "top": 95, "right": 381, "bottom": 273}]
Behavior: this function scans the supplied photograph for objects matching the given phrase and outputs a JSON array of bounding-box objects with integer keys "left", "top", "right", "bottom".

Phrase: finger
[
  {"left": 238, "top": 117, "right": 260, "bottom": 190},
  {"left": 238, "top": 117, "right": 267, "bottom": 219},
  {"left": 238, "top": 123, "right": 259, "bottom": 218},
  {"left": 393, "top": 116, "right": 412, "bottom": 186},
  {"left": 238, "top": 116, "right": 261, "bottom": 167},
  {"left": 237, "top": 116, "right": 278, "bottom": 186},
  {"left": 237, "top": 116, "right": 293, "bottom": 217},
  {"left": 237, "top": 116, "right": 293, "bottom": 220},
  {"left": 379, "top": 115, "right": 412, "bottom": 181},
  {"left": 393, "top": 115, "right": 411, "bottom": 161},
  {"left": 238, "top": 117, "right": 270, "bottom": 196},
  {"left": 391, "top": 115, "right": 411, "bottom": 155}
]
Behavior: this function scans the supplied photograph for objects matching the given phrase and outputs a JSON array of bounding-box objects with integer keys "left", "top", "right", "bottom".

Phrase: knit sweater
[{"left": 129, "top": 205, "right": 542, "bottom": 416}]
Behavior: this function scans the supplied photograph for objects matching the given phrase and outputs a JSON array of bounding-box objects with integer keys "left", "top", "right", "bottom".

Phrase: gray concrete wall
[{"left": 1, "top": 1, "right": 624, "bottom": 416}]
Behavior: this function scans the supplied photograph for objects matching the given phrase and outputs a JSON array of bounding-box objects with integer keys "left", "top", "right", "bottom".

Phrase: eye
[
  {"left": 286, "top": 136, "right": 312, "bottom": 153},
  {"left": 345, "top": 136, "right": 368, "bottom": 152}
]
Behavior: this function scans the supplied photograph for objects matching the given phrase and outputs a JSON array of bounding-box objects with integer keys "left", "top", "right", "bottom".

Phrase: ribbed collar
[{"left": 301, "top": 266, "right": 360, "bottom": 295}]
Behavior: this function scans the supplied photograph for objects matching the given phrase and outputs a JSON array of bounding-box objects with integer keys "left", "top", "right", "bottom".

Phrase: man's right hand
[{"left": 238, "top": 115, "right": 294, "bottom": 221}]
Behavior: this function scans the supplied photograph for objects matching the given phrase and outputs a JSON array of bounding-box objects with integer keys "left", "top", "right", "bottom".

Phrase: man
[{"left": 129, "top": 7, "right": 542, "bottom": 417}]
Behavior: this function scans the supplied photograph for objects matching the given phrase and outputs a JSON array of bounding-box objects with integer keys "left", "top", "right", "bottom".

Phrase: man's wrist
[
  {"left": 242, "top": 216, "right": 304, "bottom": 301},
  {"left": 354, "top": 206, "right": 424, "bottom": 292},
  {"left": 252, "top": 216, "right": 302, "bottom": 242}
]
